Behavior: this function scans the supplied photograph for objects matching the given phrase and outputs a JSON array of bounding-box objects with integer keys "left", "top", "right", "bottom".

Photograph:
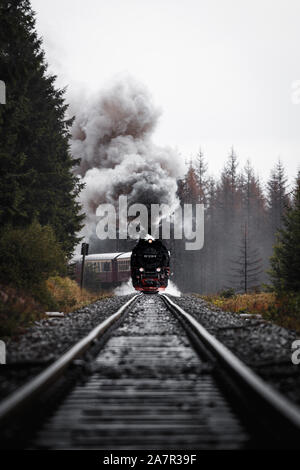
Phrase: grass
[
  {"left": 46, "top": 276, "right": 111, "bottom": 313},
  {"left": 201, "top": 292, "right": 277, "bottom": 314},
  {"left": 0, "top": 277, "right": 111, "bottom": 338},
  {"left": 197, "top": 292, "right": 300, "bottom": 333}
]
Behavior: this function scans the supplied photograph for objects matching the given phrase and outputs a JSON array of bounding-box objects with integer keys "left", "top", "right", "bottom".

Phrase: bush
[
  {"left": 0, "top": 285, "right": 43, "bottom": 337},
  {"left": 264, "top": 292, "right": 300, "bottom": 332},
  {"left": 0, "top": 221, "right": 66, "bottom": 294},
  {"left": 46, "top": 276, "right": 110, "bottom": 313},
  {"left": 219, "top": 288, "right": 236, "bottom": 299},
  {"left": 0, "top": 223, "right": 111, "bottom": 337},
  {"left": 46, "top": 276, "right": 78, "bottom": 310},
  {"left": 0, "top": 276, "right": 110, "bottom": 338}
]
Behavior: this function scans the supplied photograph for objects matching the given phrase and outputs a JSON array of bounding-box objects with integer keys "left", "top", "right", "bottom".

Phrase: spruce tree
[
  {"left": 241, "top": 160, "right": 266, "bottom": 229},
  {"left": 181, "top": 161, "right": 199, "bottom": 204},
  {"left": 0, "top": 0, "right": 84, "bottom": 255},
  {"left": 195, "top": 148, "right": 208, "bottom": 205},
  {"left": 267, "top": 160, "right": 290, "bottom": 237},
  {"left": 218, "top": 147, "right": 242, "bottom": 223},
  {"left": 269, "top": 172, "right": 300, "bottom": 293}
]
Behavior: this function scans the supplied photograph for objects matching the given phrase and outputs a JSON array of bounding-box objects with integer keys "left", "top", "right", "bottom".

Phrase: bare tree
[{"left": 228, "top": 222, "right": 263, "bottom": 293}]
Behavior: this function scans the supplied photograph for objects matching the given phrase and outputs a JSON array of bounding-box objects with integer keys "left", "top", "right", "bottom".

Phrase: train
[
  {"left": 131, "top": 238, "right": 170, "bottom": 293},
  {"left": 71, "top": 239, "right": 170, "bottom": 293},
  {"left": 71, "top": 252, "right": 132, "bottom": 287}
]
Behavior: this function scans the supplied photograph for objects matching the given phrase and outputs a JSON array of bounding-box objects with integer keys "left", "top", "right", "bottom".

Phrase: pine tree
[
  {"left": 0, "top": 0, "right": 84, "bottom": 255},
  {"left": 181, "top": 160, "right": 199, "bottom": 204},
  {"left": 241, "top": 160, "right": 266, "bottom": 229},
  {"left": 204, "top": 176, "right": 219, "bottom": 292},
  {"left": 269, "top": 172, "right": 300, "bottom": 293},
  {"left": 195, "top": 148, "right": 208, "bottom": 205},
  {"left": 267, "top": 160, "right": 290, "bottom": 237},
  {"left": 212, "top": 148, "right": 243, "bottom": 291},
  {"left": 175, "top": 162, "right": 199, "bottom": 290},
  {"left": 217, "top": 147, "right": 242, "bottom": 222}
]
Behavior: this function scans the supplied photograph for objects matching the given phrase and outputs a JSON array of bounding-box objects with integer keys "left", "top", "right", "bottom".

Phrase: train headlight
[
  {"left": 139, "top": 267, "right": 144, "bottom": 272},
  {"left": 148, "top": 239, "right": 153, "bottom": 243},
  {"left": 156, "top": 267, "right": 161, "bottom": 272}
]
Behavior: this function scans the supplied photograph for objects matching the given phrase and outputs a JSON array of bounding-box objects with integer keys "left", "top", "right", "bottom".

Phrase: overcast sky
[{"left": 31, "top": 0, "right": 300, "bottom": 185}]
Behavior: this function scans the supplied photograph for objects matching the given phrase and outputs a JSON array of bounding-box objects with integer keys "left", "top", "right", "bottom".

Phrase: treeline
[
  {"left": 172, "top": 148, "right": 293, "bottom": 294},
  {"left": 0, "top": 0, "right": 83, "bottom": 256},
  {"left": 269, "top": 173, "right": 300, "bottom": 294},
  {"left": 0, "top": 0, "right": 84, "bottom": 333}
]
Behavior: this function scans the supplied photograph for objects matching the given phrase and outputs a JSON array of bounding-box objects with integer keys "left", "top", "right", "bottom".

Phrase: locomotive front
[{"left": 131, "top": 238, "right": 170, "bottom": 293}]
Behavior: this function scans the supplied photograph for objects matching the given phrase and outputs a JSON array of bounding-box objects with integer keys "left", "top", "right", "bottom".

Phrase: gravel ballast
[
  {"left": 1, "top": 292, "right": 300, "bottom": 409},
  {"left": 169, "top": 294, "right": 300, "bottom": 406},
  {"left": 0, "top": 294, "right": 135, "bottom": 400}
]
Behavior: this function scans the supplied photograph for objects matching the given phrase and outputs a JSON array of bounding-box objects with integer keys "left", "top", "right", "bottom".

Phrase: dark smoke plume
[{"left": 71, "top": 77, "right": 184, "bottom": 244}]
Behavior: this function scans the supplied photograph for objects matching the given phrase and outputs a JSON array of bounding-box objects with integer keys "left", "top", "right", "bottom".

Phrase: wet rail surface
[{"left": 30, "top": 295, "right": 251, "bottom": 450}]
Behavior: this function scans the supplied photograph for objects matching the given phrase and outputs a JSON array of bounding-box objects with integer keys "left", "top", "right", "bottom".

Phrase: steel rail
[
  {"left": 0, "top": 294, "right": 141, "bottom": 424},
  {"left": 161, "top": 293, "right": 300, "bottom": 439}
]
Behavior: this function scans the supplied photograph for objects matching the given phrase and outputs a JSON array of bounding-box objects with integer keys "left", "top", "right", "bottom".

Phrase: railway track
[{"left": 1, "top": 293, "right": 300, "bottom": 449}]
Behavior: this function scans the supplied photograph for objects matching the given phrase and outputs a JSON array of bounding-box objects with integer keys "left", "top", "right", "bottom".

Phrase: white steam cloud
[
  {"left": 114, "top": 279, "right": 135, "bottom": 296},
  {"left": 70, "top": 77, "right": 184, "bottom": 242},
  {"left": 163, "top": 280, "right": 181, "bottom": 297}
]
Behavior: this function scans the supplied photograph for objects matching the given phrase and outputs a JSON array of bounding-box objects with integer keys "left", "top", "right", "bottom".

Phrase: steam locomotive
[{"left": 131, "top": 238, "right": 170, "bottom": 293}]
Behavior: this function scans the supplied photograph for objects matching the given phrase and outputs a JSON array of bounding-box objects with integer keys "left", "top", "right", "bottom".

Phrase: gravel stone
[
  {"left": 1, "top": 292, "right": 300, "bottom": 410},
  {"left": 0, "top": 294, "right": 135, "bottom": 400},
  {"left": 169, "top": 294, "right": 300, "bottom": 406}
]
